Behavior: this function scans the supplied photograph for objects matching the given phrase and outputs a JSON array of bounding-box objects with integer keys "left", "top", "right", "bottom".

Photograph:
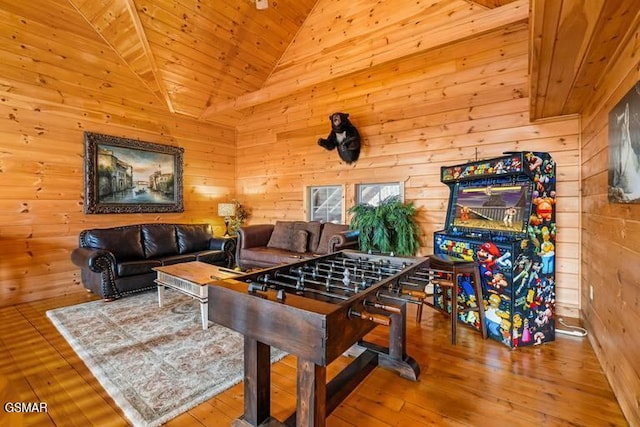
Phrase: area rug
[{"left": 47, "top": 290, "right": 286, "bottom": 427}]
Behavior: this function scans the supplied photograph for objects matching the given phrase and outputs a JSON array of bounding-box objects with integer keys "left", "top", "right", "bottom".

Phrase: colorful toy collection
[{"left": 434, "top": 151, "right": 556, "bottom": 348}]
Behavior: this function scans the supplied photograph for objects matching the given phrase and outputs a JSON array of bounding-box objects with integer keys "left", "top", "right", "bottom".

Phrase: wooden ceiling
[
  {"left": 529, "top": 0, "right": 640, "bottom": 120},
  {"left": 62, "top": 0, "right": 527, "bottom": 127},
  {"left": 7, "top": 0, "right": 635, "bottom": 126},
  {"left": 67, "top": 0, "right": 317, "bottom": 124}
]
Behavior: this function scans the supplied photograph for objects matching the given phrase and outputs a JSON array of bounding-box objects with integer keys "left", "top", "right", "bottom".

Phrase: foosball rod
[
  {"left": 276, "top": 270, "right": 355, "bottom": 293},
  {"left": 332, "top": 253, "right": 400, "bottom": 265},
  {"left": 257, "top": 275, "right": 349, "bottom": 301},
  {"left": 320, "top": 257, "right": 403, "bottom": 274},
  {"left": 305, "top": 263, "right": 393, "bottom": 282},
  {"left": 375, "top": 290, "right": 422, "bottom": 305},
  {"left": 339, "top": 257, "right": 406, "bottom": 273},
  {"left": 300, "top": 266, "right": 384, "bottom": 287},
  {"left": 310, "top": 258, "right": 399, "bottom": 274}
]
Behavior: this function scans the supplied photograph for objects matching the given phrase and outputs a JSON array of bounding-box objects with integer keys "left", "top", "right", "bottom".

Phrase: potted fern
[{"left": 348, "top": 196, "right": 420, "bottom": 256}]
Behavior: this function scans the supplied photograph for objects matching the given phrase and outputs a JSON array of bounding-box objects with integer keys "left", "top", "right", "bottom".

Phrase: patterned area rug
[{"left": 47, "top": 290, "right": 285, "bottom": 427}]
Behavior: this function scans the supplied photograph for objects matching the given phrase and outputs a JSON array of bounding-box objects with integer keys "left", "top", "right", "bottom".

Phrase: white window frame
[
  {"left": 307, "top": 185, "right": 344, "bottom": 223},
  {"left": 355, "top": 182, "right": 404, "bottom": 206}
]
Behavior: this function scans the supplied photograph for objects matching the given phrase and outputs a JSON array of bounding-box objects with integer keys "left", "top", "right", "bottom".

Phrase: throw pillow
[
  {"left": 267, "top": 221, "right": 295, "bottom": 250},
  {"left": 291, "top": 230, "right": 309, "bottom": 253},
  {"left": 293, "top": 221, "right": 322, "bottom": 252},
  {"left": 316, "top": 223, "right": 348, "bottom": 254}
]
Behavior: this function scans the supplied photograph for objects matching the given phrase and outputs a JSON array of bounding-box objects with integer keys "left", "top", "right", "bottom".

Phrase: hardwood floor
[{"left": 0, "top": 293, "right": 629, "bottom": 427}]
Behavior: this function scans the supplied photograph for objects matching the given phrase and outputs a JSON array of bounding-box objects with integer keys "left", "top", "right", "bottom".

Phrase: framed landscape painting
[
  {"left": 608, "top": 82, "right": 640, "bottom": 203},
  {"left": 83, "top": 132, "right": 184, "bottom": 214}
]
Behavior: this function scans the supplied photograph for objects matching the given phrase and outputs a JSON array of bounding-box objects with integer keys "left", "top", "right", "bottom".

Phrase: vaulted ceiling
[
  {"left": 65, "top": 0, "right": 526, "bottom": 127},
  {"left": 10, "top": 0, "right": 635, "bottom": 127},
  {"left": 67, "top": 0, "right": 317, "bottom": 125}
]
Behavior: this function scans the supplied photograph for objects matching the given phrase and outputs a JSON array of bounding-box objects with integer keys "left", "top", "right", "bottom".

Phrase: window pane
[
  {"left": 308, "top": 186, "right": 343, "bottom": 223},
  {"left": 356, "top": 183, "right": 402, "bottom": 206}
]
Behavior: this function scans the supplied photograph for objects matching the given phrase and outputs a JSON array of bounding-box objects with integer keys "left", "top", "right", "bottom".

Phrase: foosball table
[{"left": 207, "top": 250, "right": 431, "bottom": 427}]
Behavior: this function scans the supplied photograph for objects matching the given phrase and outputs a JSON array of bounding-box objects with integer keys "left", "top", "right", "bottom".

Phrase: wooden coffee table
[{"left": 154, "top": 261, "right": 242, "bottom": 330}]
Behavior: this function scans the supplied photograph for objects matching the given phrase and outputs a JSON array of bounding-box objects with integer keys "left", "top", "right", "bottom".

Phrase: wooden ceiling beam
[
  {"left": 529, "top": 0, "right": 640, "bottom": 120},
  {"left": 200, "top": 0, "right": 529, "bottom": 119},
  {"left": 67, "top": 0, "right": 175, "bottom": 112},
  {"left": 529, "top": 0, "right": 566, "bottom": 121},
  {"left": 562, "top": 0, "right": 640, "bottom": 116}
]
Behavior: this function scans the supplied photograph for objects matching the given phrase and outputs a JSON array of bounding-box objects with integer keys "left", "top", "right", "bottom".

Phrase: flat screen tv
[{"left": 447, "top": 177, "right": 533, "bottom": 234}]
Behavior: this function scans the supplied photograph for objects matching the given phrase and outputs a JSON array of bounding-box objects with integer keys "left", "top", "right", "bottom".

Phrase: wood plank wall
[
  {"left": 580, "top": 20, "right": 640, "bottom": 427},
  {"left": 0, "top": 1, "right": 236, "bottom": 308},
  {"left": 235, "top": 21, "right": 581, "bottom": 316}
]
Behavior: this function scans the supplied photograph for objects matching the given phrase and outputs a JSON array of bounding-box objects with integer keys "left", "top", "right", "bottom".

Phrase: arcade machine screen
[{"left": 447, "top": 176, "right": 533, "bottom": 236}]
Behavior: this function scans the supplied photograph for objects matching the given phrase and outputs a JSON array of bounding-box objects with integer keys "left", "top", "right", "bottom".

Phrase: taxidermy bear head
[{"left": 317, "top": 112, "right": 361, "bottom": 164}]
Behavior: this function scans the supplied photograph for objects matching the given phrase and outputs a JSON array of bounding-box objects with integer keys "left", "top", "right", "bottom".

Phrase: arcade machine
[{"left": 433, "top": 151, "right": 556, "bottom": 348}]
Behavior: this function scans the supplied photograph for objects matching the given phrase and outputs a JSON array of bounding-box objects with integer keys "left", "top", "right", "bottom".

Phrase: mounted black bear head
[{"left": 317, "top": 112, "right": 361, "bottom": 164}]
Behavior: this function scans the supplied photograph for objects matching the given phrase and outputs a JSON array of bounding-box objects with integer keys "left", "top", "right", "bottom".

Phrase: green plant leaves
[{"left": 348, "top": 196, "right": 419, "bottom": 256}]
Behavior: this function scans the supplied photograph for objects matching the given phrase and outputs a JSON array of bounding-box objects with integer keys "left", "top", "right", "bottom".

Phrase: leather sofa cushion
[
  {"left": 117, "top": 259, "right": 162, "bottom": 277},
  {"left": 160, "top": 254, "right": 197, "bottom": 266},
  {"left": 84, "top": 227, "right": 144, "bottom": 261},
  {"left": 176, "top": 224, "right": 211, "bottom": 254},
  {"left": 267, "top": 221, "right": 295, "bottom": 250},
  {"left": 142, "top": 224, "right": 178, "bottom": 259},
  {"left": 316, "top": 223, "right": 348, "bottom": 254},
  {"left": 293, "top": 221, "right": 322, "bottom": 252}
]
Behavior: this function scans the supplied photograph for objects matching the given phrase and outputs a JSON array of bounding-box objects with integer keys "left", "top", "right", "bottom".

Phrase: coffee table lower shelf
[{"left": 154, "top": 261, "right": 242, "bottom": 330}]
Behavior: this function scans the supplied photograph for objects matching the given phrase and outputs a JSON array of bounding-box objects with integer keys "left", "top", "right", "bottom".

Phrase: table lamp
[{"left": 218, "top": 203, "right": 236, "bottom": 237}]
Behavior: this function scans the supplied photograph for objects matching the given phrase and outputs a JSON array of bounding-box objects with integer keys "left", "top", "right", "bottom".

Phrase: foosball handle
[
  {"left": 248, "top": 282, "right": 268, "bottom": 293},
  {"left": 364, "top": 300, "right": 402, "bottom": 314},
  {"left": 401, "top": 289, "right": 427, "bottom": 299},
  {"left": 348, "top": 308, "right": 391, "bottom": 326}
]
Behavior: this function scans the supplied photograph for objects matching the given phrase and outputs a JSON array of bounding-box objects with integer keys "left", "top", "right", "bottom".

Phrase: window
[
  {"left": 356, "top": 182, "right": 403, "bottom": 206},
  {"left": 308, "top": 185, "right": 343, "bottom": 223}
]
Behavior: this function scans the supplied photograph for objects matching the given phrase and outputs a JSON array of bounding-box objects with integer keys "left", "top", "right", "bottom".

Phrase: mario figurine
[{"left": 476, "top": 241, "right": 501, "bottom": 281}]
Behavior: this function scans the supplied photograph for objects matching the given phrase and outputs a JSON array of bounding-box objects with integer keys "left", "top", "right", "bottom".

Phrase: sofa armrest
[
  {"left": 237, "top": 224, "right": 275, "bottom": 249},
  {"left": 328, "top": 229, "right": 360, "bottom": 253},
  {"left": 209, "top": 237, "right": 237, "bottom": 268},
  {"left": 235, "top": 224, "right": 275, "bottom": 270},
  {"left": 71, "top": 247, "right": 117, "bottom": 273},
  {"left": 209, "top": 237, "right": 233, "bottom": 252},
  {"left": 70, "top": 247, "right": 120, "bottom": 299}
]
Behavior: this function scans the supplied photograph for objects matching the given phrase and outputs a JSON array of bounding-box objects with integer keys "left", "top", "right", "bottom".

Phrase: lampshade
[{"left": 218, "top": 203, "right": 236, "bottom": 217}]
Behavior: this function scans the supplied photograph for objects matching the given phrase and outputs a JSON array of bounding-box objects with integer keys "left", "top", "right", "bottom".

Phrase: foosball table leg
[
  {"left": 355, "top": 303, "right": 421, "bottom": 381},
  {"left": 232, "top": 338, "right": 275, "bottom": 427},
  {"left": 296, "top": 360, "right": 326, "bottom": 427}
]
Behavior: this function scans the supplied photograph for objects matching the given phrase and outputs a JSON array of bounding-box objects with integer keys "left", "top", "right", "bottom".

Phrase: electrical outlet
[{"left": 589, "top": 284, "right": 594, "bottom": 301}]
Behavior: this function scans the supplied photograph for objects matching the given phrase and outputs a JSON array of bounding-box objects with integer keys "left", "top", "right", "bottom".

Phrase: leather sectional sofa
[
  {"left": 236, "top": 221, "right": 359, "bottom": 270},
  {"left": 71, "top": 223, "right": 235, "bottom": 300}
]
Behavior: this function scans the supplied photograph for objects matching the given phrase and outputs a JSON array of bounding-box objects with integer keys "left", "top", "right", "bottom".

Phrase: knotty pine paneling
[
  {"left": 579, "top": 15, "right": 640, "bottom": 425},
  {"left": 236, "top": 24, "right": 581, "bottom": 317},
  {"left": 0, "top": 1, "right": 235, "bottom": 307},
  {"left": 0, "top": 103, "right": 235, "bottom": 307}
]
